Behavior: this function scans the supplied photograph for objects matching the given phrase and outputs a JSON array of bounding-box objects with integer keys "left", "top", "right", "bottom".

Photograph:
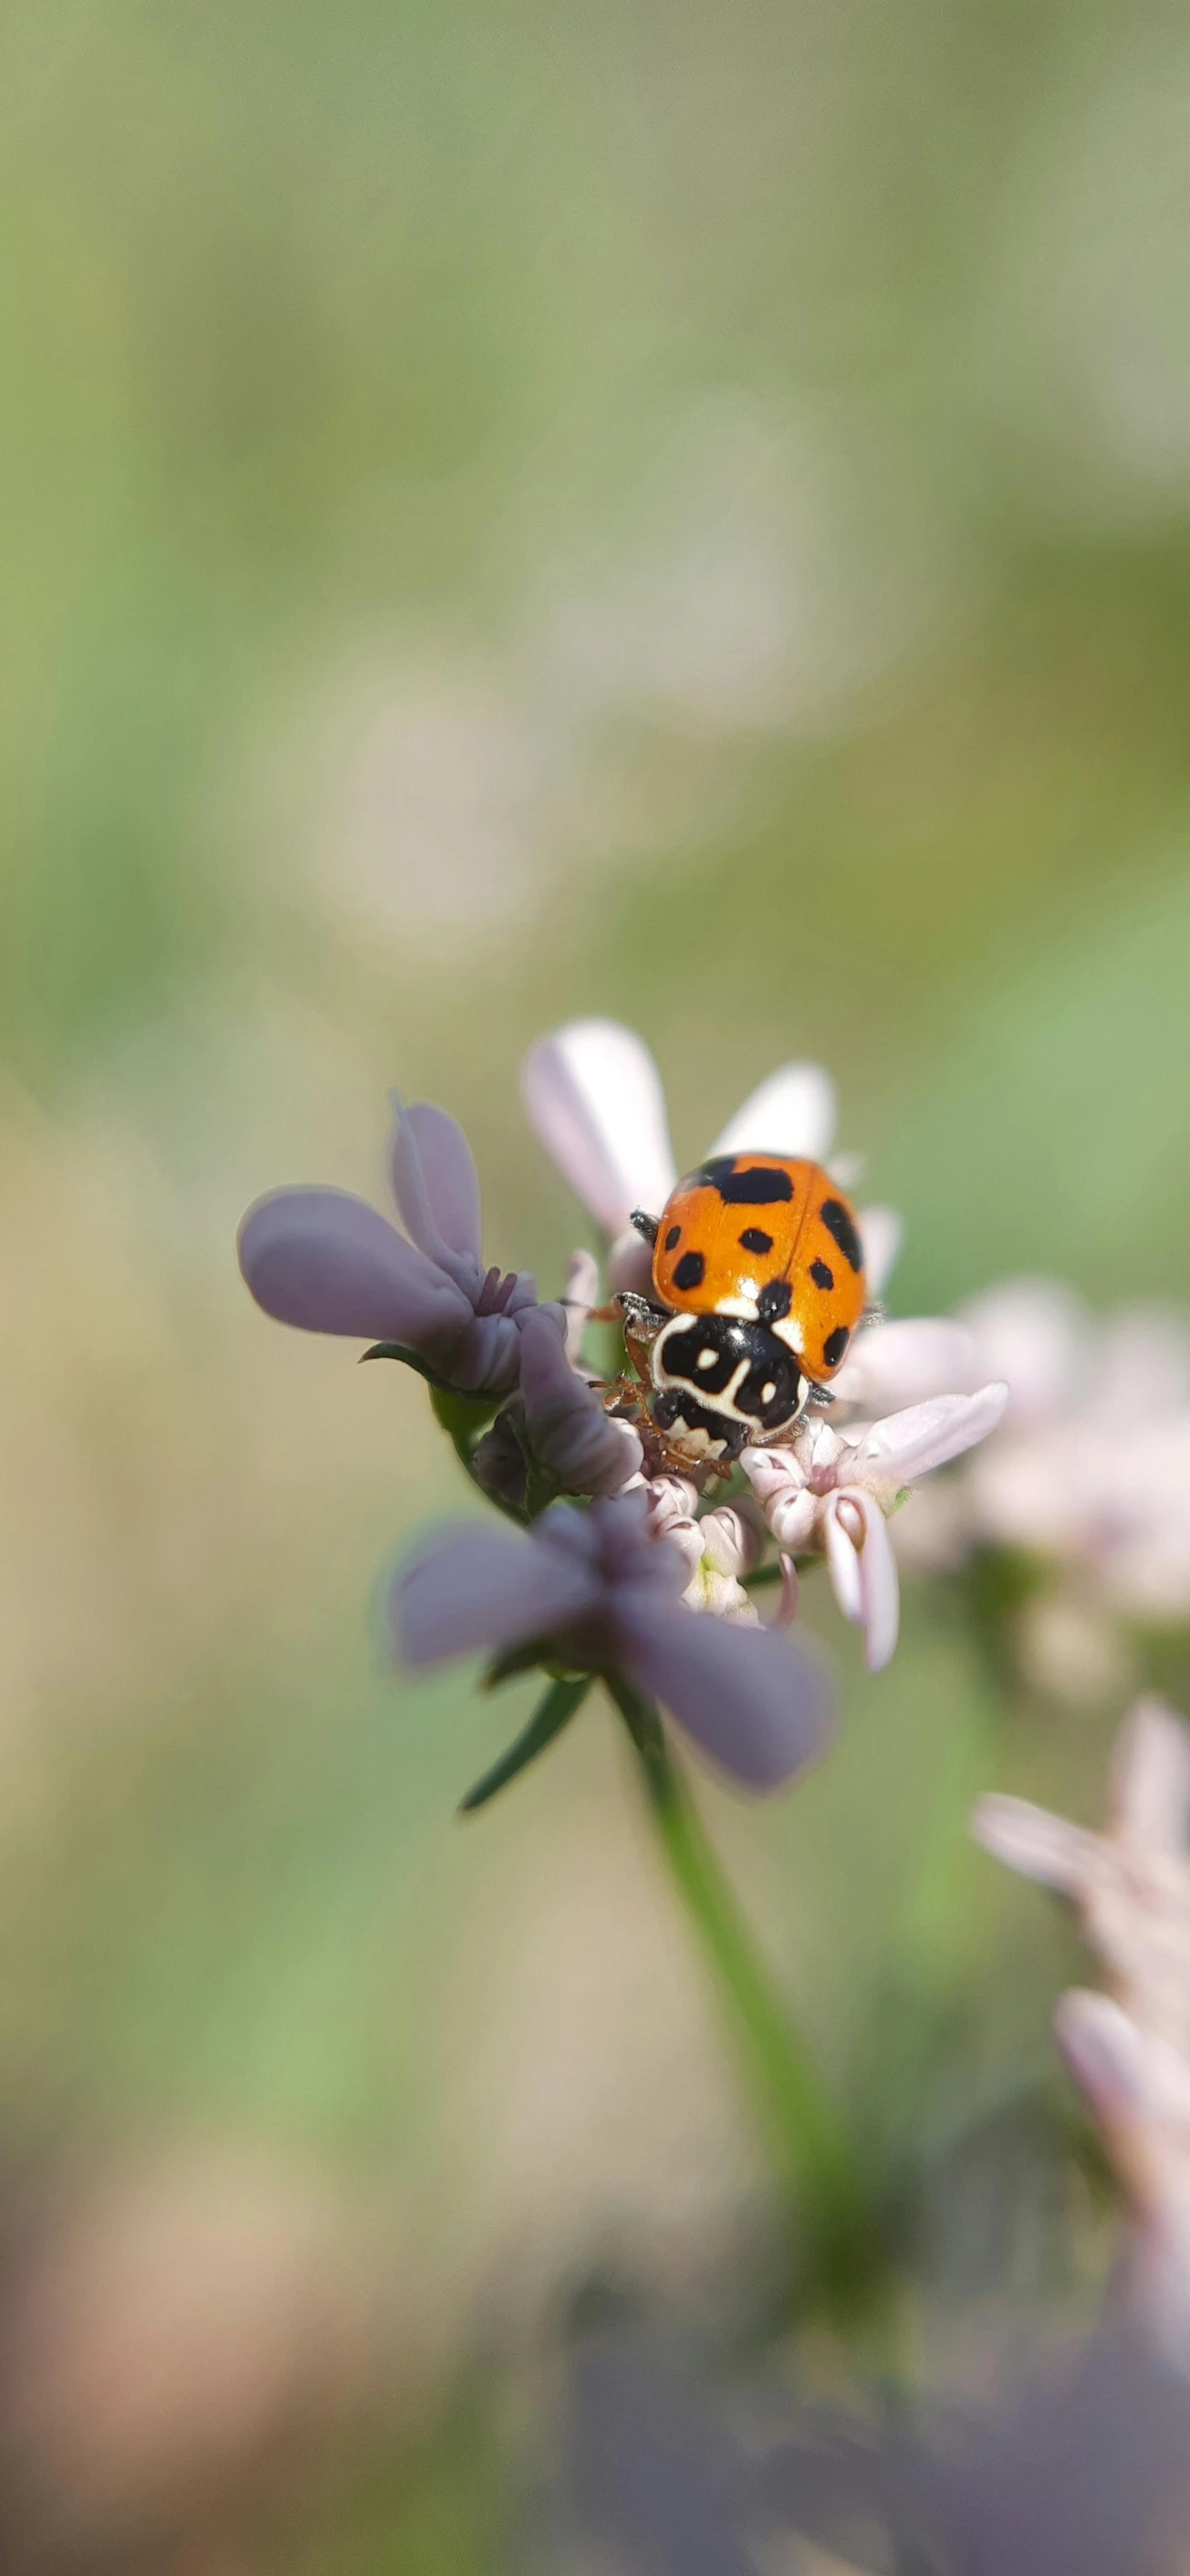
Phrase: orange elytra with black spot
[{"left": 651, "top": 1152, "right": 866, "bottom": 1384}]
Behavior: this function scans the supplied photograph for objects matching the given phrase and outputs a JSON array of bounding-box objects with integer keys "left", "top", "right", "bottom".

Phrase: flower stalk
[{"left": 605, "top": 1670, "right": 883, "bottom": 2323}]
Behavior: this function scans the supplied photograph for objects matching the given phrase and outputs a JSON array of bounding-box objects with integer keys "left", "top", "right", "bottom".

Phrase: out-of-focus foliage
[{"left": 1, "top": 0, "right": 1189, "bottom": 2565}]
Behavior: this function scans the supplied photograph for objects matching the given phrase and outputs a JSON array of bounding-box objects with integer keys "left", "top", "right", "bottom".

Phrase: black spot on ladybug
[
  {"left": 657, "top": 1315, "right": 737, "bottom": 1394},
  {"left": 734, "top": 1340, "right": 803, "bottom": 1431},
  {"left": 693, "top": 1156, "right": 794, "bottom": 1205},
  {"left": 823, "top": 1324, "right": 851, "bottom": 1367},
  {"left": 757, "top": 1279, "right": 792, "bottom": 1325},
  {"left": 809, "top": 1257, "right": 834, "bottom": 1290},
  {"left": 819, "top": 1197, "right": 862, "bottom": 1272},
  {"left": 664, "top": 1224, "right": 682, "bottom": 1251},
  {"left": 673, "top": 1249, "right": 705, "bottom": 1292},
  {"left": 739, "top": 1226, "right": 774, "bottom": 1255}
]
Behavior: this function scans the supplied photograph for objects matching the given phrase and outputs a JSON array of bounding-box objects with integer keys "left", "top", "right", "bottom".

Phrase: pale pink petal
[
  {"left": 970, "top": 1794, "right": 1093, "bottom": 1892},
  {"left": 616, "top": 1594, "right": 834, "bottom": 1790},
  {"left": 853, "top": 1494, "right": 900, "bottom": 1671},
  {"left": 857, "top": 1205, "right": 903, "bottom": 1300},
  {"left": 772, "top": 1555, "right": 800, "bottom": 1630},
  {"left": 830, "top": 1317, "right": 979, "bottom": 1413},
  {"left": 387, "top": 1099, "right": 483, "bottom": 1267},
  {"left": 822, "top": 1489, "right": 899, "bottom": 1669},
  {"left": 238, "top": 1188, "right": 471, "bottom": 1350},
  {"left": 1054, "top": 1990, "right": 1149, "bottom": 2122},
  {"left": 822, "top": 1495, "right": 863, "bottom": 1625},
  {"left": 392, "top": 1523, "right": 599, "bottom": 1667},
  {"left": 699, "top": 1501, "right": 766, "bottom": 1579},
  {"left": 521, "top": 1019, "right": 676, "bottom": 1235},
  {"left": 740, "top": 1446, "right": 818, "bottom": 1554},
  {"left": 607, "top": 1225, "right": 658, "bottom": 1298},
  {"left": 846, "top": 1383, "right": 1009, "bottom": 1486},
  {"left": 560, "top": 1247, "right": 600, "bottom": 1361},
  {"left": 708, "top": 1062, "right": 835, "bottom": 1163},
  {"left": 1111, "top": 1699, "right": 1190, "bottom": 1856}
]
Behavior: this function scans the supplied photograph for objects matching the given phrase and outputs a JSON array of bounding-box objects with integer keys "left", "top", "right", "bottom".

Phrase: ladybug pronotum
[{"left": 619, "top": 1152, "right": 867, "bottom": 1471}]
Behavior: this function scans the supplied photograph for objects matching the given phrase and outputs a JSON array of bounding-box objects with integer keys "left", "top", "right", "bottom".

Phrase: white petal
[
  {"left": 521, "top": 1020, "right": 676, "bottom": 1236},
  {"left": 1111, "top": 1698, "right": 1190, "bottom": 1857},
  {"left": 847, "top": 1382, "right": 1009, "bottom": 1487},
  {"left": 857, "top": 1205, "right": 903, "bottom": 1300},
  {"left": 709, "top": 1062, "right": 836, "bottom": 1163},
  {"left": 970, "top": 1793, "right": 1092, "bottom": 1892},
  {"left": 830, "top": 1316, "right": 979, "bottom": 1413}
]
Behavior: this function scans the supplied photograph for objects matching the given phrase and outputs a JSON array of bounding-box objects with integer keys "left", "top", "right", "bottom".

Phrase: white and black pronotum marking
[{"left": 649, "top": 1310, "right": 808, "bottom": 1462}]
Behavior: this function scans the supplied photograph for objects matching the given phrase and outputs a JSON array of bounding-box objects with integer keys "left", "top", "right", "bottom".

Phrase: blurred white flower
[
  {"left": 974, "top": 1695, "right": 1190, "bottom": 2053},
  {"left": 892, "top": 1282, "right": 1190, "bottom": 1670},
  {"left": 975, "top": 1696, "right": 1190, "bottom": 2360},
  {"left": 1056, "top": 1994, "right": 1190, "bottom": 2362},
  {"left": 743, "top": 1385, "right": 1008, "bottom": 1672}
]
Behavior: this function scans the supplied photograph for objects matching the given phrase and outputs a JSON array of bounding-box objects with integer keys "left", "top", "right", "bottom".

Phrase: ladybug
[{"left": 618, "top": 1152, "right": 866, "bottom": 1470}]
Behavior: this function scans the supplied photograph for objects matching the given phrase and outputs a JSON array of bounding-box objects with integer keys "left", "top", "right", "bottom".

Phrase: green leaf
[{"left": 458, "top": 1675, "right": 592, "bottom": 1814}]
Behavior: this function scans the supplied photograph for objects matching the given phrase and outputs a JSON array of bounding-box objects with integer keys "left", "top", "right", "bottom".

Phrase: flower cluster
[
  {"left": 974, "top": 1697, "right": 1190, "bottom": 2359},
  {"left": 893, "top": 1280, "right": 1190, "bottom": 1698},
  {"left": 238, "top": 1018, "right": 1007, "bottom": 1797}
]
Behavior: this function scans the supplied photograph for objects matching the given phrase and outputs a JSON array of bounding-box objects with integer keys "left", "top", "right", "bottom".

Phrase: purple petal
[
  {"left": 237, "top": 1188, "right": 471, "bottom": 1349},
  {"left": 616, "top": 1595, "right": 834, "bottom": 1791},
  {"left": 518, "top": 1303, "right": 642, "bottom": 1496},
  {"left": 387, "top": 1097, "right": 483, "bottom": 1294},
  {"left": 521, "top": 1020, "right": 677, "bottom": 1236},
  {"left": 447, "top": 1310, "right": 527, "bottom": 1394},
  {"left": 391, "top": 1522, "right": 600, "bottom": 1667}
]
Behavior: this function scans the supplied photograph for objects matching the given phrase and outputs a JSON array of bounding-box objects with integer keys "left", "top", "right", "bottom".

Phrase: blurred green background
[{"left": 1, "top": 0, "right": 1189, "bottom": 2564}]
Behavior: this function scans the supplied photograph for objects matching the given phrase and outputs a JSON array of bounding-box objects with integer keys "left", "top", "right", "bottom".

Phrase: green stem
[{"left": 605, "top": 1673, "right": 885, "bottom": 2325}]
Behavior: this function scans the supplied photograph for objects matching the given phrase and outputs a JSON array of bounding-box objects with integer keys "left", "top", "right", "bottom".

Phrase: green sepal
[
  {"left": 458, "top": 1674, "right": 592, "bottom": 1814},
  {"left": 483, "top": 1635, "right": 554, "bottom": 1689},
  {"left": 360, "top": 1340, "right": 445, "bottom": 1384}
]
